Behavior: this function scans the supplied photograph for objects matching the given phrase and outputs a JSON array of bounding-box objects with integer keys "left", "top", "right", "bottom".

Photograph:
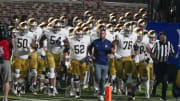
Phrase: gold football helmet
[
  {"left": 39, "top": 21, "right": 47, "bottom": 29},
  {"left": 96, "top": 24, "right": 106, "bottom": 33},
  {"left": 27, "top": 18, "right": 38, "bottom": 26},
  {"left": 135, "top": 27, "right": 143, "bottom": 42},
  {"left": 73, "top": 16, "right": 82, "bottom": 27},
  {"left": 83, "top": 10, "right": 92, "bottom": 17},
  {"left": 13, "top": 16, "right": 20, "bottom": 26},
  {"left": 133, "top": 13, "right": 141, "bottom": 21},
  {"left": 109, "top": 16, "right": 117, "bottom": 24},
  {"left": 106, "top": 24, "right": 114, "bottom": 32},
  {"left": 86, "top": 20, "right": 93, "bottom": 29},
  {"left": 49, "top": 19, "right": 62, "bottom": 31},
  {"left": 137, "top": 19, "right": 146, "bottom": 28},
  {"left": 60, "top": 16, "right": 68, "bottom": 27},
  {"left": 134, "top": 27, "right": 143, "bottom": 35},
  {"left": 118, "top": 16, "right": 126, "bottom": 24},
  {"left": 115, "top": 24, "right": 123, "bottom": 31},
  {"left": 143, "top": 30, "right": 148, "bottom": 35},
  {"left": 109, "top": 13, "right": 115, "bottom": 18},
  {"left": 74, "top": 27, "right": 83, "bottom": 39},
  {"left": 148, "top": 30, "right": 156, "bottom": 43},
  {"left": 68, "top": 27, "right": 74, "bottom": 36},
  {"left": 88, "top": 16, "right": 96, "bottom": 24},
  {"left": 123, "top": 22, "right": 131, "bottom": 31},
  {"left": 148, "top": 30, "right": 156, "bottom": 38},
  {"left": 123, "top": 22, "right": 132, "bottom": 37},
  {"left": 142, "top": 13, "right": 147, "bottom": 20},
  {"left": 18, "top": 21, "right": 29, "bottom": 34},
  {"left": 130, "top": 21, "right": 137, "bottom": 29},
  {"left": 139, "top": 8, "right": 147, "bottom": 15},
  {"left": 48, "top": 17, "right": 55, "bottom": 23},
  {"left": 96, "top": 19, "right": 104, "bottom": 26},
  {"left": 77, "top": 22, "right": 83, "bottom": 28},
  {"left": 82, "top": 26, "right": 90, "bottom": 35},
  {"left": 124, "top": 12, "right": 132, "bottom": 21},
  {"left": 81, "top": 23, "right": 88, "bottom": 29}
]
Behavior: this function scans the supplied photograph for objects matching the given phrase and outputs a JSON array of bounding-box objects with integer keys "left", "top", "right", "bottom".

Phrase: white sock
[{"left": 145, "top": 79, "right": 150, "bottom": 97}]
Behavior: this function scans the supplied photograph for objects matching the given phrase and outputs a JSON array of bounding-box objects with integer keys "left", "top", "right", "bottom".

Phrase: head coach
[{"left": 88, "top": 24, "right": 115, "bottom": 101}]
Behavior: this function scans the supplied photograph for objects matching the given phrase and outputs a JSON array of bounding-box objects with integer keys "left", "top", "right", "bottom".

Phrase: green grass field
[{"left": 0, "top": 84, "right": 178, "bottom": 101}]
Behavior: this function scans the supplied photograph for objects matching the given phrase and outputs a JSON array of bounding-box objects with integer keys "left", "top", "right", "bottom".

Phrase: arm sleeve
[
  {"left": 88, "top": 40, "right": 94, "bottom": 55},
  {"left": 151, "top": 42, "right": 157, "bottom": 54},
  {"left": 170, "top": 42, "right": 175, "bottom": 56}
]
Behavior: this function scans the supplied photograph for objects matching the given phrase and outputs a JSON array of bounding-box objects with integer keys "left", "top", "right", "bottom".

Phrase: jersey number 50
[{"left": 17, "top": 38, "right": 28, "bottom": 48}]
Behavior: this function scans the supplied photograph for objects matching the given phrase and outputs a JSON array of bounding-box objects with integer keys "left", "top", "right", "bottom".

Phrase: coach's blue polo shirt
[{"left": 89, "top": 38, "right": 112, "bottom": 65}]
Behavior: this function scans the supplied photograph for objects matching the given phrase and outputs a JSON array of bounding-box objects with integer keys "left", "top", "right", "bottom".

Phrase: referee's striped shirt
[{"left": 151, "top": 40, "right": 175, "bottom": 62}]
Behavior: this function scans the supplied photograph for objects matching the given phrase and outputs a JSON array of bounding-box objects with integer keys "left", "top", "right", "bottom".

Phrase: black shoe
[
  {"left": 160, "top": 97, "right": 166, "bottom": 101},
  {"left": 151, "top": 89, "right": 156, "bottom": 97}
]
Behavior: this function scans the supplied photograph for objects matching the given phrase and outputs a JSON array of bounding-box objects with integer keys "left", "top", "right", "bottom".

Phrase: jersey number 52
[{"left": 74, "top": 45, "right": 85, "bottom": 54}]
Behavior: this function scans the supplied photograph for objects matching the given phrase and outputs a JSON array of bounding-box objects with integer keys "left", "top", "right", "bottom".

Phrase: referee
[{"left": 151, "top": 32, "right": 175, "bottom": 101}]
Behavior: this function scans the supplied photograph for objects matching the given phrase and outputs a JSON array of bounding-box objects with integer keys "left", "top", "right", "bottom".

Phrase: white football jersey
[
  {"left": 130, "top": 31, "right": 138, "bottom": 44},
  {"left": 142, "top": 34, "right": 149, "bottom": 45},
  {"left": 116, "top": 33, "right": 134, "bottom": 57},
  {"left": 61, "top": 27, "right": 69, "bottom": 39},
  {"left": 136, "top": 41, "right": 147, "bottom": 61},
  {"left": 146, "top": 40, "right": 158, "bottom": 63},
  {"left": 13, "top": 32, "right": 35, "bottom": 59},
  {"left": 44, "top": 29, "right": 67, "bottom": 54},
  {"left": 30, "top": 27, "right": 43, "bottom": 41},
  {"left": 90, "top": 27, "right": 98, "bottom": 41},
  {"left": 69, "top": 36, "right": 90, "bottom": 60},
  {"left": 106, "top": 30, "right": 117, "bottom": 42}
]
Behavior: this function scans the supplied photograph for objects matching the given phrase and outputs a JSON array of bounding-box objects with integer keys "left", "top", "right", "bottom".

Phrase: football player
[
  {"left": 113, "top": 22, "right": 138, "bottom": 100},
  {"left": 68, "top": 27, "right": 91, "bottom": 98},
  {"left": 12, "top": 22, "right": 36, "bottom": 96},
  {"left": 40, "top": 19, "right": 68, "bottom": 96},
  {"left": 134, "top": 28, "right": 150, "bottom": 98},
  {"left": 37, "top": 21, "right": 48, "bottom": 92},
  {"left": 106, "top": 24, "right": 118, "bottom": 92},
  {"left": 27, "top": 18, "right": 42, "bottom": 94},
  {"left": 146, "top": 30, "right": 157, "bottom": 91}
]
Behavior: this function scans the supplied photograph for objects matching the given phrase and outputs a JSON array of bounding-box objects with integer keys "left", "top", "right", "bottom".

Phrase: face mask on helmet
[
  {"left": 20, "top": 29, "right": 28, "bottom": 36},
  {"left": 139, "top": 21, "right": 147, "bottom": 29},
  {"left": 75, "top": 33, "right": 83, "bottom": 40},
  {"left": 109, "top": 26, "right": 114, "bottom": 32},
  {"left": 89, "top": 23, "right": 93, "bottom": 29},
  {"left": 75, "top": 29, "right": 83, "bottom": 40},
  {"left": 86, "top": 30, "right": 91, "bottom": 34},
  {"left": 61, "top": 19, "right": 68, "bottom": 28},
  {"left": 149, "top": 37, "right": 156, "bottom": 43},
  {"left": 20, "top": 26, "right": 29, "bottom": 35},
  {"left": 123, "top": 30, "right": 130, "bottom": 37},
  {"left": 137, "top": 34, "right": 143, "bottom": 42},
  {"left": 123, "top": 23, "right": 131, "bottom": 37},
  {"left": 53, "top": 22, "right": 62, "bottom": 32},
  {"left": 30, "top": 25, "right": 37, "bottom": 32}
]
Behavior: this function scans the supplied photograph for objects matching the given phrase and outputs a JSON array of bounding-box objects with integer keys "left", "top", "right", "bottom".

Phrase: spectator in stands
[{"left": 81, "top": 0, "right": 105, "bottom": 9}]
